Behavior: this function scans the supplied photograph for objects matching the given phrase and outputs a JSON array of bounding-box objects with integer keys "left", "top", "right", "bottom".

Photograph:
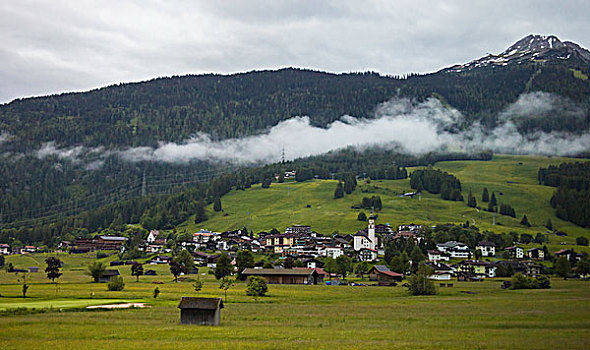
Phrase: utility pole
[
  {"left": 281, "top": 146, "right": 285, "bottom": 164},
  {"left": 493, "top": 212, "right": 496, "bottom": 226}
]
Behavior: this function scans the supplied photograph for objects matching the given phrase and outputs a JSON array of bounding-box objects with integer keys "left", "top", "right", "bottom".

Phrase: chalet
[
  {"left": 427, "top": 250, "right": 450, "bottom": 262},
  {"left": 21, "top": 246, "right": 37, "bottom": 254},
  {"left": 149, "top": 255, "right": 173, "bottom": 264},
  {"left": 456, "top": 260, "right": 497, "bottom": 278},
  {"left": 74, "top": 235, "right": 127, "bottom": 251},
  {"left": 436, "top": 241, "right": 470, "bottom": 258},
  {"left": 368, "top": 265, "right": 403, "bottom": 286},
  {"left": 554, "top": 249, "right": 581, "bottom": 262},
  {"left": 0, "top": 243, "right": 9, "bottom": 255},
  {"left": 178, "top": 297, "right": 224, "bottom": 326},
  {"left": 476, "top": 241, "right": 496, "bottom": 257},
  {"left": 496, "top": 261, "right": 543, "bottom": 277},
  {"left": 392, "top": 231, "right": 421, "bottom": 244},
  {"left": 398, "top": 224, "right": 423, "bottom": 232},
  {"left": 241, "top": 268, "right": 323, "bottom": 285},
  {"left": 426, "top": 262, "right": 454, "bottom": 280},
  {"left": 505, "top": 246, "right": 524, "bottom": 259},
  {"left": 265, "top": 234, "right": 296, "bottom": 254},
  {"left": 375, "top": 224, "right": 394, "bottom": 235},
  {"left": 301, "top": 258, "right": 324, "bottom": 269},
  {"left": 285, "top": 225, "right": 311, "bottom": 235},
  {"left": 358, "top": 248, "right": 378, "bottom": 262},
  {"left": 99, "top": 269, "right": 120, "bottom": 283},
  {"left": 527, "top": 248, "right": 545, "bottom": 260},
  {"left": 146, "top": 230, "right": 160, "bottom": 243}
]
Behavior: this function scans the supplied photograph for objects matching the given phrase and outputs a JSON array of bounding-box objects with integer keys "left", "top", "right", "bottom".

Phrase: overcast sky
[{"left": 1, "top": 0, "right": 589, "bottom": 103}]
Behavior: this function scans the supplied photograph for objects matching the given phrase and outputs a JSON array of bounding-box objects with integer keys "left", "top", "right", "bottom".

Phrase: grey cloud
[{"left": 1, "top": 1, "right": 590, "bottom": 102}]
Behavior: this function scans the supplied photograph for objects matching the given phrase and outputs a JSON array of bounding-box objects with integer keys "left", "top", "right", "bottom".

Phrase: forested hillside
[{"left": 0, "top": 35, "right": 588, "bottom": 239}]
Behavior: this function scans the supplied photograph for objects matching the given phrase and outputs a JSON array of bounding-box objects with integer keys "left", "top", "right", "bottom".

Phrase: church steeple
[{"left": 368, "top": 212, "right": 375, "bottom": 242}]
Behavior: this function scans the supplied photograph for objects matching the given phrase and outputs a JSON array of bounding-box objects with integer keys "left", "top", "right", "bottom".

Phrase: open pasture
[{"left": 0, "top": 256, "right": 589, "bottom": 349}]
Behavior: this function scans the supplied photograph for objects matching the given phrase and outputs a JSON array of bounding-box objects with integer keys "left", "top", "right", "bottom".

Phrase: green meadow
[
  {"left": 179, "top": 155, "right": 590, "bottom": 253},
  {"left": 1, "top": 253, "right": 589, "bottom": 349}
]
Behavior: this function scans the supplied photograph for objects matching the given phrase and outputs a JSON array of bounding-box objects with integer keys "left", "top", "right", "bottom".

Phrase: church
[{"left": 353, "top": 213, "right": 378, "bottom": 261}]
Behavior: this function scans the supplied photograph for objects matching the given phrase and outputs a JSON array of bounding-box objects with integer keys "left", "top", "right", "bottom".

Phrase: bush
[
  {"left": 107, "top": 276, "right": 125, "bottom": 291},
  {"left": 510, "top": 273, "right": 550, "bottom": 290},
  {"left": 246, "top": 276, "right": 268, "bottom": 299}
]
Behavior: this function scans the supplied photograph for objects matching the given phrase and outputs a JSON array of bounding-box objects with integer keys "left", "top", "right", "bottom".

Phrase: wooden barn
[
  {"left": 368, "top": 265, "right": 403, "bottom": 286},
  {"left": 241, "top": 268, "right": 323, "bottom": 285},
  {"left": 178, "top": 297, "right": 224, "bottom": 326}
]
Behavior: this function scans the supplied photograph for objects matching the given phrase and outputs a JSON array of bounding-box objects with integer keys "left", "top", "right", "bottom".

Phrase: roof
[
  {"left": 554, "top": 249, "right": 571, "bottom": 255},
  {"left": 477, "top": 241, "right": 496, "bottom": 247},
  {"left": 369, "top": 265, "right": 403, "bottom": 277},
  {"left": 242, "top": 268, "right": 317, "bottom": 276},
  {"left": 97, "top": 235, "right": 127, "bottom": 241},
  {"left": 0, "top": 244, "right": 9, "bottom": 248},
  {"left": 102, "top": 269, "right": 120, "bottom": 277},
  {"left": 437, "top": 241, "right": 467, "bottom": 248},
  {"left": 178, "top": 297, "right": 224, "bottom": 310}
]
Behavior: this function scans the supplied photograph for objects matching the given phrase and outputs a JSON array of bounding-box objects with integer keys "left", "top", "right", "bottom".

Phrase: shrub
[
  {"left": 246, "top": 276, "right": 268, "bottom": 299},
  {"left": 107, "top": 276, "right": 125, "bottom": 291},
  {"left": 153, "top": 287, "right": 160, "bottom": 298},
  {"left": 510, "top": 273, "right": 550, "bottom": 289}
]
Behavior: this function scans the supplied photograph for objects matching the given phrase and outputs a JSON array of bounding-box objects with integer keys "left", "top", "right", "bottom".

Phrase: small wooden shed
[{"left": 178, "top": 297, "right": 224, "bottom": 326}]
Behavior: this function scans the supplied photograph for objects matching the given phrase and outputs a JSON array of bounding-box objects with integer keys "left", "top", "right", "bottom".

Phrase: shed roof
[
  {"left": 242, "top": 268, "right": 316, "bottom": 276},
  {"left": 178, "top": 297, "right": 224, "bottom": 310}
]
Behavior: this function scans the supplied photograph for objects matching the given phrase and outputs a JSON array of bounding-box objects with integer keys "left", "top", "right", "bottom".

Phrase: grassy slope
[
  {"left": 1, "top": 254, "right": 589, "bottom": 349},
  {"left": 178, "top": 155, "right": 590, "bottom": 252}
]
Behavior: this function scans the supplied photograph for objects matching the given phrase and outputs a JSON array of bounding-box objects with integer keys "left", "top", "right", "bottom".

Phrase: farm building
[
  {"left": 178, "top": 297, "right": 224, "bottom": 326},
  {"left": 241, "top": 268, "right": 324, "bottom": 285},
  {"left": 368, "top": 265, "right": 403, "bottom": 286},
  {"left": 98, "top": 269, "right": 120, "bottom": 283}
]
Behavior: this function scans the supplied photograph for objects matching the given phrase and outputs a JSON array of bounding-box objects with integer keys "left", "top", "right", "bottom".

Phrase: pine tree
[
  {"left": 213, "top": 196, "right": 222, "bottom": 212},
  {"left": 467, "top": 190, "right": 477, "bottom": 208},
  {"left": 545, "top": 218, "right": 553, "bottom": 230},
  {"left": 520, "top": 215, "right": 531, "bottom": 227},
  {"left": 490, "top": 192, "right": 497, "bottom": 207},
  {"left": 482, "top": 188, "right": 489, "bottom": 202},
  {"left": 334, "top": 181, "right": 344, "bottom": 199}
]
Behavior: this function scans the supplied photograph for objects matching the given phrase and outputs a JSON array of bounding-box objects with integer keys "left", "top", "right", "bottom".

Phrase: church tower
[{"left": 368, "top": 212, "right": 376, "bottom": 249}]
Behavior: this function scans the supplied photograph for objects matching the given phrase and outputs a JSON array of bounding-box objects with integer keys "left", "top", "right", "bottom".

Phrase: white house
[
  {"left": 436, "top": 241, "right": 471, "bottom": 258},
  {"left": 147, "top": 230, "right": 160, "bottom": 243},
  {"left": 324, "top": 247, "right": 344, "bottom": 259},
  {"left": 476, "top": 241, "right": 496, "bottom": 257},
  {"left": 353, "top": 214, "right": 378, "bottom": 261},
  {"left": 0, "top": 244, "right": 9, "bottom": 255},
  {"left": 427, "top": 250, "right": 450, "bottom": 262}
]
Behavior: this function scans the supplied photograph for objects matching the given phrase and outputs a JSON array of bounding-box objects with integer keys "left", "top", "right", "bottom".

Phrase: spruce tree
[
  {"left": 520, "top": 215, "right": 531, "bottom": 227},
  {"left": 482, "top": 188, "right": 489, "bottom": 202},
  {"left": 545, "top": 218, "right": 553, "bottom": 230},
  {"left": 334, "top": 181, "right": 344, "bottom": 199},
  {"left": 213, "top": 196, "right": 222, "bottom": 212},
  {"left": 467, "top": 190, "right": 477, "bottom": 208},
  {"left": 490, "top": 192, "right": 497, "bottom": 207}
]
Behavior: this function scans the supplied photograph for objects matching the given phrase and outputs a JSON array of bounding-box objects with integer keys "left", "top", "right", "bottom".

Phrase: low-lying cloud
[{"left": 30, "top": 92, "right": 590, "bottom": 167}]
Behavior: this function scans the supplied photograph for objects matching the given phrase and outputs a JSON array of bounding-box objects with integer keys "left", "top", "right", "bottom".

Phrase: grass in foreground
[{"left": 0, "top": 267, "right": 589, "bottom": 349}]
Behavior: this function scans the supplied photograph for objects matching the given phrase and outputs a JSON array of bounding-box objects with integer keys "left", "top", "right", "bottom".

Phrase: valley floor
[{"left": 0, "top": 260, "right": 589, "bottom": 349}]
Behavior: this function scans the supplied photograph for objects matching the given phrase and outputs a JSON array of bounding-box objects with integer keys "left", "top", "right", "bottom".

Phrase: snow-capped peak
[{"left": 445, "top": 34, "right": 590, "bottom": 73}]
